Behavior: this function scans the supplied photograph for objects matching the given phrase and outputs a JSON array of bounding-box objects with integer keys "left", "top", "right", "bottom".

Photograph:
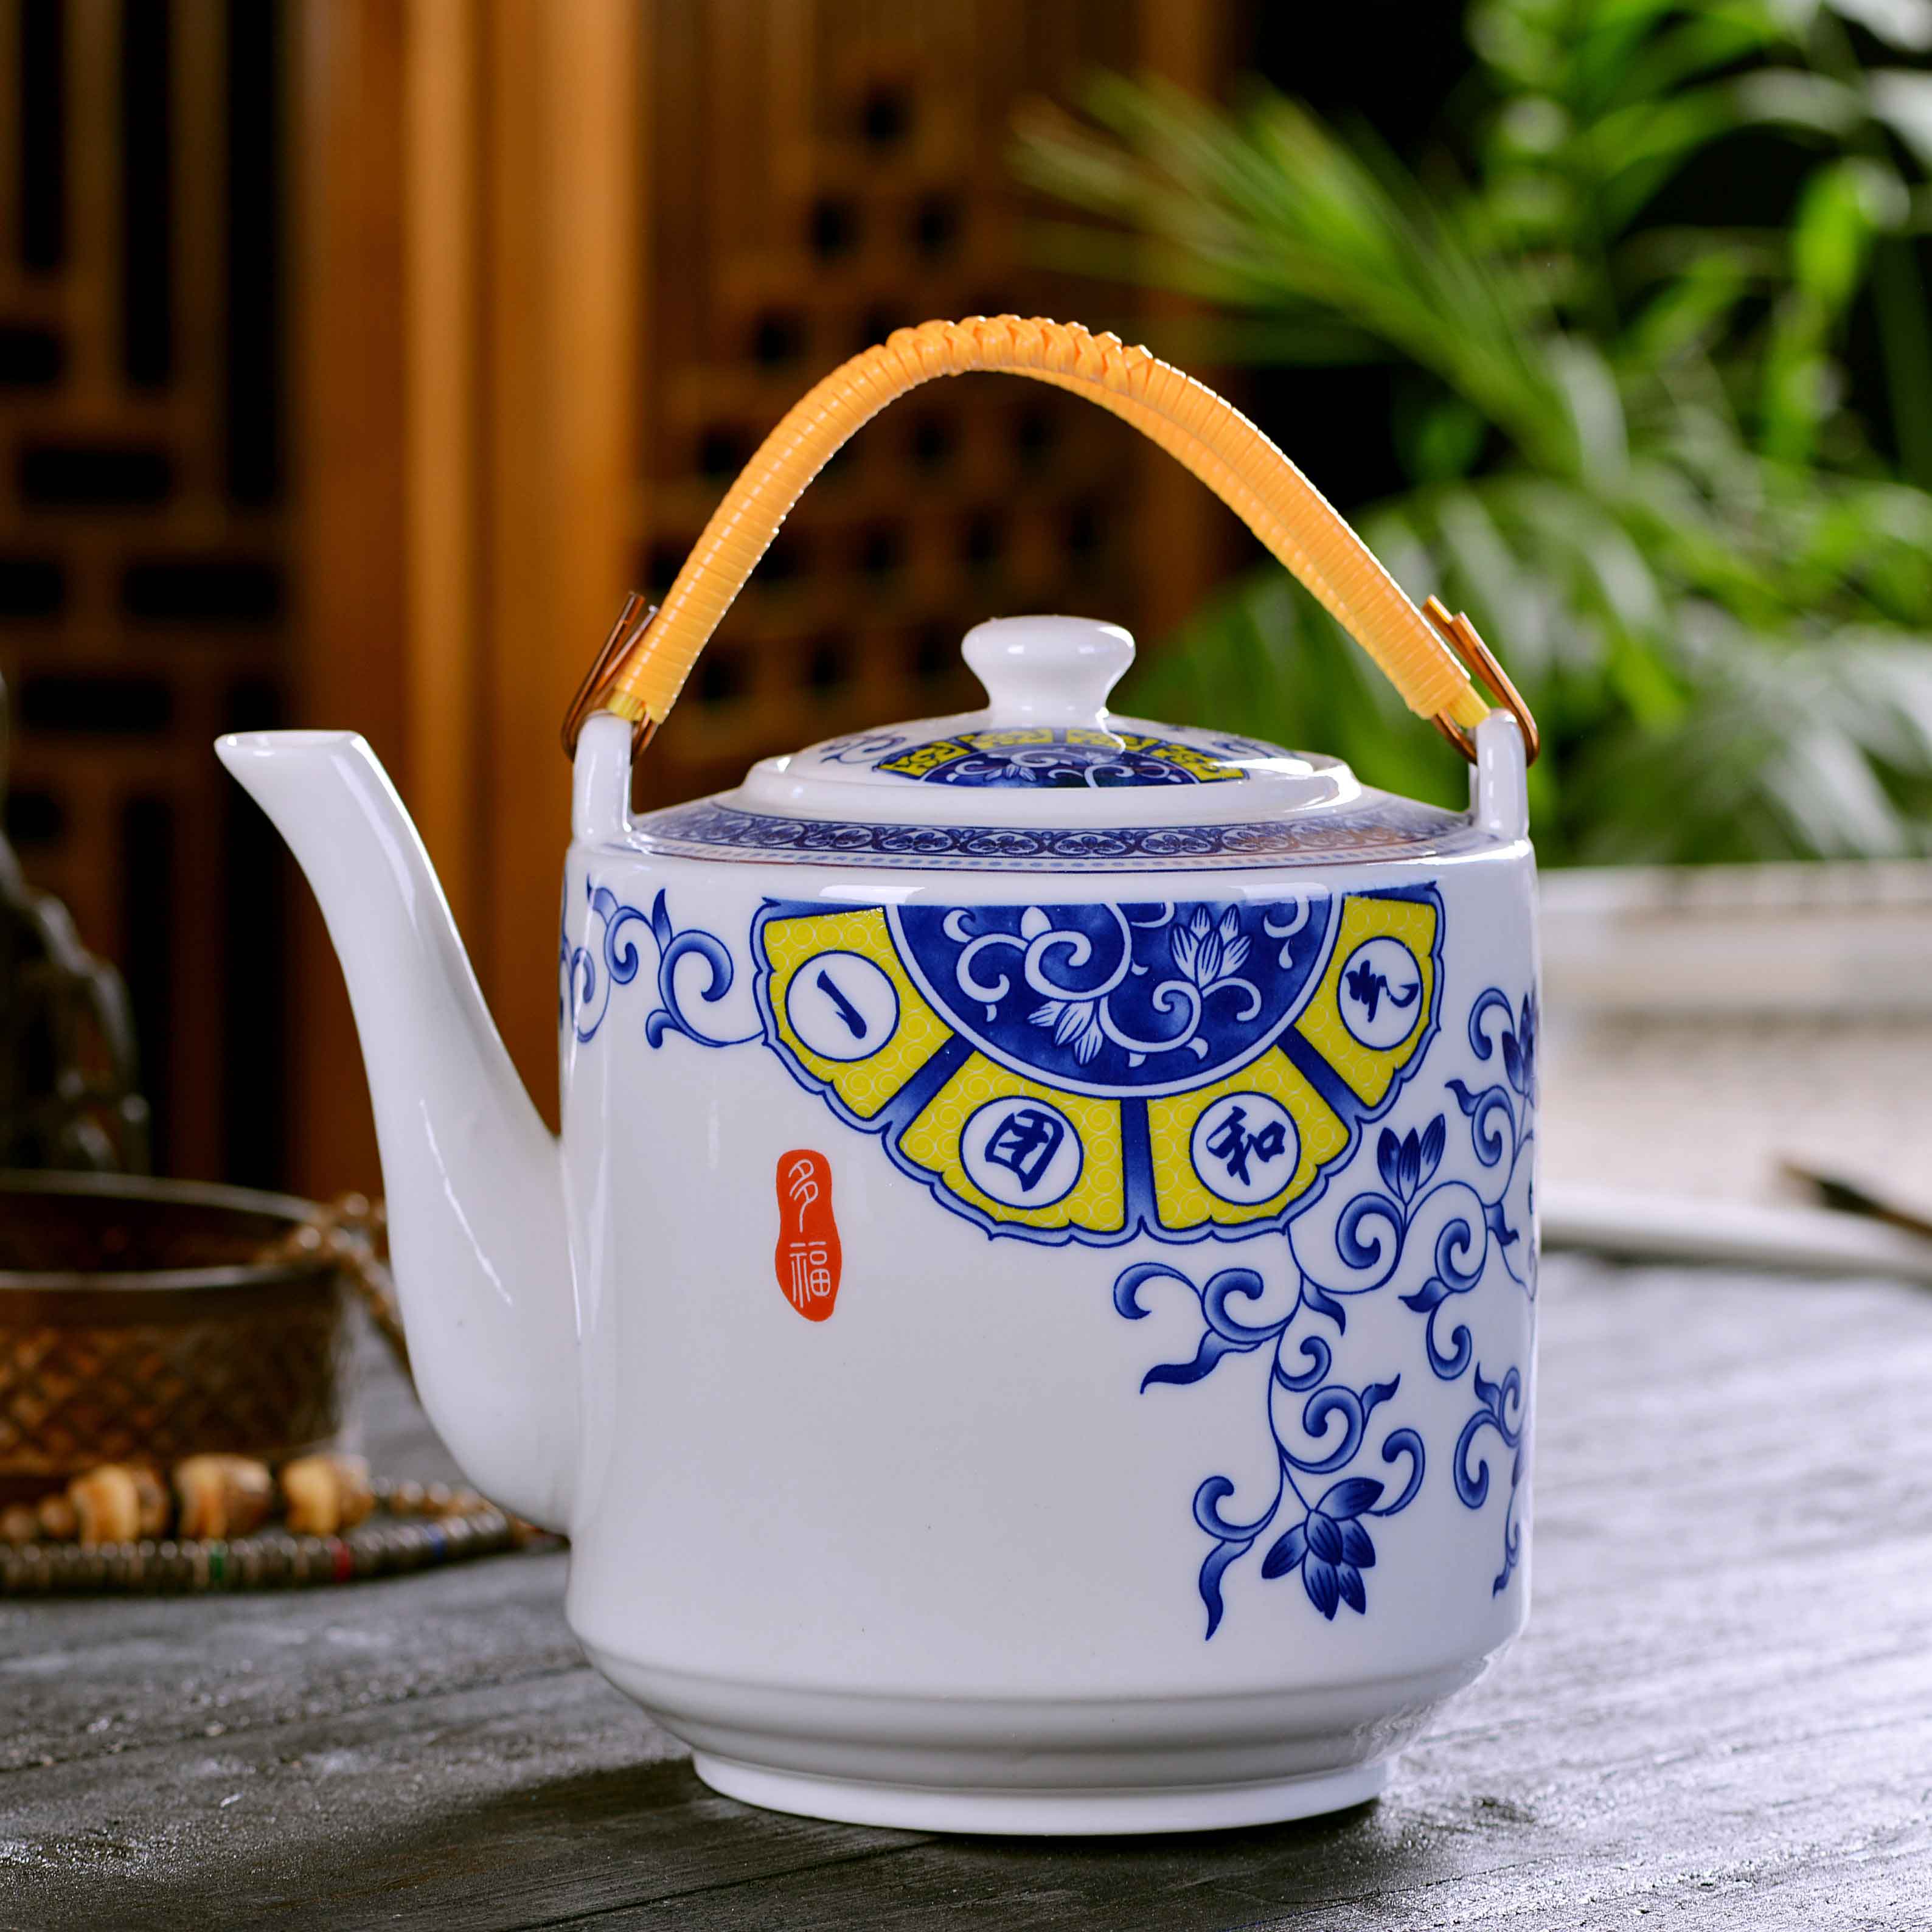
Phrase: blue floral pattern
[
  {"left": 1111, "top": 979, "right": 1537, "bottom": 1634},
  {"left": 1114, "top": 1259, "right": 1426, "bottom": 1635},
  {"left": 749, "top": 887, "right": 1441, "bottom": 1248},
  {"left": 626, "top": 798, "right": 1487, "bottom": 872},
  {"left": 891, "top": 897, "right": 1327, "bottom": 1094},
  {"left": 873, "top": 728, "right": 1252, "bottom": 788},
  {"left": 1456, "top": 1364, "right": 1528, "bottom": 1594},
  {"left": 560, "top": 880, "right": 759, "bottom": 1050}
]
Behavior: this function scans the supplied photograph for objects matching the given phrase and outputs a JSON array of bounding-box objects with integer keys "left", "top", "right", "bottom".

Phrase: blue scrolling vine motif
[
  {"left": 560, "top": 881, "right": 759, "bottom": 1050},
  {"left": 1114, "top": 1263, "right": 1425, "bottom": 1635},
  {"left": 1457, "top": 1364, "right": 1527, "bottom": 1595},
  {"left": 1439, "top": 987, "right": 1536, "bottom": 1590},
  {"left": 1115, "top": 982, "right": 1537, "bottom": 1635}
]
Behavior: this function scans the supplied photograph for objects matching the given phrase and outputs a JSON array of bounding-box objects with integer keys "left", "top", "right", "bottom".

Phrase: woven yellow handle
[{"left": 597, "top": 316, "right": 1498, "bottom": 738}]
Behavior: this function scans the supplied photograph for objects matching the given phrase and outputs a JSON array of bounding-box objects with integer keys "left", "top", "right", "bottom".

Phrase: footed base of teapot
[
  {"left": 690, "top": 1750, "right": 1391, "bottom": 1836},
  {"left": 585, "top": 1645, "right": 1495, "bottom": 1837}
]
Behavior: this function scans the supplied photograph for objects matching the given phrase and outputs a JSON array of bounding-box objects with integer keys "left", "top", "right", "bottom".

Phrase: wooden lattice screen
[
  {"left": 631, "top": 1, "right": 1225, "bottom": 813},
  {"left": 0, "top": 0, "right": 289, "bottom": 1186},
  {"left": 2, "top": 0, "right": 1226, "bottom": 1198}
]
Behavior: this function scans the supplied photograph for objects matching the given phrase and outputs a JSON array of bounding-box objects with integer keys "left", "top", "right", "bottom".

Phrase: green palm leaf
[{"left": 1012, "top": 2, "right": 1932, "bottom": 863}]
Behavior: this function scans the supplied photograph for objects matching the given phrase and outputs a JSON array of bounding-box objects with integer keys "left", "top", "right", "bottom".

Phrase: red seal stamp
[{"left": 774, "top": 1150, "right": 841, "bottom": 1321}]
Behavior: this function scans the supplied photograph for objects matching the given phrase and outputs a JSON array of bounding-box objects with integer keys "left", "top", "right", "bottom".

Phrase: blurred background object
[
  {"left": 0, "top": 0, "right": 280, "bottom": 1186},
  {"left": 1015, "top": 0, "right": 1932, "bottom": 867},
  {"left": 1, "top": 0, "right": 1928, "bottom": 1225},
  {"left": 0, "top": 1171, "right": 348, "bottom": 1503},
  {"left": 1537, "top": 857, "right": 1932, "bottom": 1250},
  {"left": 0, "top": 673, "right": 150, "bottom": 1171},
  {"left": 0, "top": 0, "right": 1235, "bottom": 1197}
]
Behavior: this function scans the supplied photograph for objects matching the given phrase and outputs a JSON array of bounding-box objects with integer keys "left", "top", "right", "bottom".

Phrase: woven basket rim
[{"left": 0, "top": 1170, "right": 339, "bottom": 1294}]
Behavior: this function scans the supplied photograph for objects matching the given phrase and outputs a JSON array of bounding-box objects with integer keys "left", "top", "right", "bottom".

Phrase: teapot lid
[
  {"left": 753, "top": 617, "right": 1329, "bottom": 813},
  {"left": 634, "top": 616, "right": 1487, "bottom": 872}
]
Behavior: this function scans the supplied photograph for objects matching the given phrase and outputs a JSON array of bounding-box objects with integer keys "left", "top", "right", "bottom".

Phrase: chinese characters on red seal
[{"left": 774, "top": 1149, "right": 841, "bottom": 1321}]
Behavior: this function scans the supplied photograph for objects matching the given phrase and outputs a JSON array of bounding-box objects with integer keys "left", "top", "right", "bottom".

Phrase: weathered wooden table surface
[{"left": 4, "top": 1256, "right": 1930, "bottom": 1930}]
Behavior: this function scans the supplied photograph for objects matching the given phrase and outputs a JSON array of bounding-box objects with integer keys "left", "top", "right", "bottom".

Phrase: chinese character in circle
[
  {"left": 1204, "top": 1104, "right": 1290, "bottom": 1187},
  {"left": 983, "top": 1105, "right": 1066, "bottom": 1193},
  {"left": 1343, "top": 956, "right": 1420, "bottom": 1024}
]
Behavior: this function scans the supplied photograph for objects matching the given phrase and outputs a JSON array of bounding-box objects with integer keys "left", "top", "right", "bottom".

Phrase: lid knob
[{"left": 961, "top": 616, "right": 1135, "bottom": 726}]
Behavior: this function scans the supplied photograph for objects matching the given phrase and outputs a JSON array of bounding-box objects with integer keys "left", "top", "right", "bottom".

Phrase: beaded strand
[{"left": 0, "top": 1478, "right": 549, "bottom": 1595}]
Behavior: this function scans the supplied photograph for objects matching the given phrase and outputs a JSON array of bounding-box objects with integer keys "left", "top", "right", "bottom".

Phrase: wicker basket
[{"left": 0, "top": 1172, "right": 353, "bottom": 1503}]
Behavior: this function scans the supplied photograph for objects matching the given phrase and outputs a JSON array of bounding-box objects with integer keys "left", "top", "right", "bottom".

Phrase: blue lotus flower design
[{"left": 1259, "top": 1476, "right": 1386, "bottom": 1619}]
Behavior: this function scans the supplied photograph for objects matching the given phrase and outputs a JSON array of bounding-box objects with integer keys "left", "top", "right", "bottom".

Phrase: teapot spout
[{"left": 216, "top": 731, "right": 575, "bottom": 1531}]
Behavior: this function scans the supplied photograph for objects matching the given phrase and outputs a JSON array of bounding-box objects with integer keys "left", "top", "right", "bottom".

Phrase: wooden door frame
[{"left": 293, "top": 0, "right": 638, "bottom": 1196}]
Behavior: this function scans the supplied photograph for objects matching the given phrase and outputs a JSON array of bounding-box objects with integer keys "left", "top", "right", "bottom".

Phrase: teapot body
[{"left": 555, "top": 779, "right": 1538, "bottom": 1833}]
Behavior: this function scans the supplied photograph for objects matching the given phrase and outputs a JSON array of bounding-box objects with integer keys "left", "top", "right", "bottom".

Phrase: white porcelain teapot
[{"left": 218, "top": 320, "right": 1540, "bottom": 1835}]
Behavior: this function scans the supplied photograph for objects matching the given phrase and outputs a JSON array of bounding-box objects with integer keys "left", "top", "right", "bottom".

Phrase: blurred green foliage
[{"left": 1013, "top": 0, "right": 1932, "bottom": 861}]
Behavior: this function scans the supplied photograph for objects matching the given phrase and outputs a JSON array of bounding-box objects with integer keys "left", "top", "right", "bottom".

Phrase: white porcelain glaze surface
[{"left": 217, "top": 617, "right": 1538, "bottom": 1834}]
